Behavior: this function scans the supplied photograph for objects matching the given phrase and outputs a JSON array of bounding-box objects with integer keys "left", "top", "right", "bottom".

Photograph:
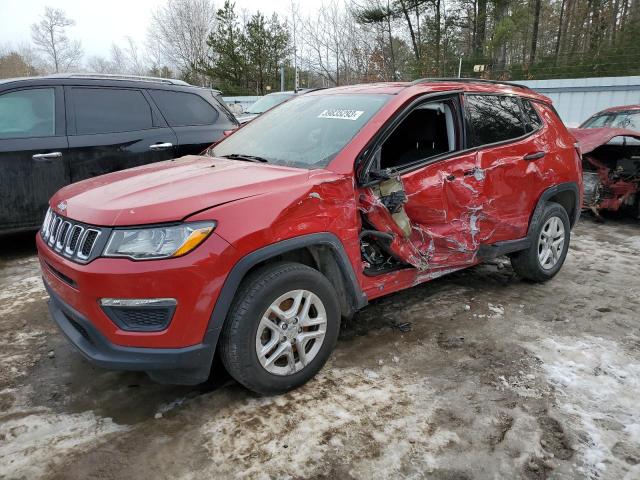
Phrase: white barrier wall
[
  {"left": 520, "top": 76, "right": 640, "bottom": 127},
  {"left": 223, "top": 77, "right": 640, "bottom": 127}
]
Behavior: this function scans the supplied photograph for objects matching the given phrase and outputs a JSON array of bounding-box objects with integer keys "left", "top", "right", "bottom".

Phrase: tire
[
  {"left": 220, "top": 262, "right": 341, "bottom": 395},
  {"left": 510, "top": 202, "right": 571, "bottom": 282}
]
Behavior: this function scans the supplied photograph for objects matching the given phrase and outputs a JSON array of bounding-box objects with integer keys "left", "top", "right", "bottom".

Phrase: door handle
[
  {"left": 149, "top": 142, "right": 173, "bottom": 151},
  {"left": 523, "top": 151, "right": 546, "bottom": 161},
  {"left": 32, "top": 152, "right": 63, "bottom": 161}
]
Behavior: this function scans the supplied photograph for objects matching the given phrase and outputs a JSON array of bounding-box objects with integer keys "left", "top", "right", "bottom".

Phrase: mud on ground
[{"left": 1, "top": 219, "right": 639, "bottom": 480}]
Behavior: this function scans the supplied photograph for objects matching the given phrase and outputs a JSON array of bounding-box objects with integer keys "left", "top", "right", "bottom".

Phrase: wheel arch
[
  {"left": 203, "top": 233, "right": 367, "bottom": 349},
  {"left": 528, "top": 182, "right": 580, "bottom": 236}
]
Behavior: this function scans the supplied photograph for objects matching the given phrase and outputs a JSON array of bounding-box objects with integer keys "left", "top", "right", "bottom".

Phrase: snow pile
[
  {"left": 0, "top": 387, "right": 128, "bottom": 479},
  {"left": 533, "top": 336, "right": 640, "bottom": 479}
]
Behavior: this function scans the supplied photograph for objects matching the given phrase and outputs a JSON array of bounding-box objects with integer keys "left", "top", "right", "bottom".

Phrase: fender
[
  {"left": 477, "top": 181, "right": 580, "bottom": 260},
  {"left": 527, "top": 181, "right": 581, "bottom": 234},
  {"left": 202, "top": 232, "right": 367, "bottom": 347}
]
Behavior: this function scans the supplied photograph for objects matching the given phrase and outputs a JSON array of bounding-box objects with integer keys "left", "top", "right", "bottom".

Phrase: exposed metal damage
[
  {"left": 356, "top": 156, "right": 500, "bottom": 279},
  {"left": 571, "top": 128, "right": 640, "bottom": 218}
]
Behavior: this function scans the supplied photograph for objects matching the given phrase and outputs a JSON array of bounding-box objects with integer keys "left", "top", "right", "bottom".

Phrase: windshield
[
  {"left": 582, "top": 111, "right": 640, "bottom": 131},
  {"left": 212, "top": 93, "right": 389, "bottom": 169},
  {"left": 245, "top": 93, "right": 294, "bottom": 114}
]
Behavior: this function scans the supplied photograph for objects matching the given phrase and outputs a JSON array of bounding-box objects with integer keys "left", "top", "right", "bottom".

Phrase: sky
[{"left": 0, "top": 0, "right": 318, "bottom": 58}]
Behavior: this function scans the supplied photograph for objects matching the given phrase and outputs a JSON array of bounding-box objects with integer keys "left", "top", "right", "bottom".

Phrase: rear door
[
  {"left": 0, "top": 86, "right": 69, "bottom": 231},
  {"left": 463, "top": 93, "right": 544, "bottom": 241},
  {"left": 65, "top": 86, "right": 178, "bottom": 183},
  {"left": 147, "top": 89, "right": 234, "bottom": 156}
]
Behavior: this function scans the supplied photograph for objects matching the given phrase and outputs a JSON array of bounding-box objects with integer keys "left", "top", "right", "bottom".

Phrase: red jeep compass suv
[{"left": 37, "top": 80, "right": 582, "bottom": 394}]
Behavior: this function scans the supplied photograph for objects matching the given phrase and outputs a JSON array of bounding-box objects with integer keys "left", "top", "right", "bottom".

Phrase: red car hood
[
  {"left": 569, "top": 127, "right": 640, "bottom": 154},
  {"left": 50, "top": 156, "right": 310, "bottom": 226}
]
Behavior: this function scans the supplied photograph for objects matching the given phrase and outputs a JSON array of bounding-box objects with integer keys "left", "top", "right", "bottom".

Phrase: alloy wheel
[
  {"left": 538, "top": 216, "right": 565, "bottom": 270},
  {"left": 255, "top": 289, "right": 327, "bottom": 376}
]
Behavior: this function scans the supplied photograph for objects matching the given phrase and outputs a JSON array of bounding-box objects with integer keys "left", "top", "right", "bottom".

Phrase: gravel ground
[{"left": 1, "top": 218, "right": 639, "bottom": 480}]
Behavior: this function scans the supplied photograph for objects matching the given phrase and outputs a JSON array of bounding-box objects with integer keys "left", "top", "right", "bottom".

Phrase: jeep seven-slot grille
[{"left": 41, "top": 208, "right": 103, "bottom": 263}]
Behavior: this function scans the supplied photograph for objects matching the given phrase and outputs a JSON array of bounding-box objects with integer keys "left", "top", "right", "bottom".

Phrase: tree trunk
[
  {"left": 554, "top": 0, "right": 566, "bottom": 63},
  {"left": 530, "top": 0, "right": 542, "bottom": 64},
  {"left": 435, "top": 0, "right": 441, "bottom": 76},
  {"left": 387, "top": 10, "right": 397, "bottom": 81},
  {"left": 474, "top": 0, "right": 487, "bottom": 59},
  {"left": 398, "top": 0, "right": 421, "bottom": 70}
]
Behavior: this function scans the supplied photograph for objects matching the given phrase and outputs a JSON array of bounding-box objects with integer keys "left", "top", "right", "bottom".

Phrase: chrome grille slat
[
  {"left": 65, "top": 225, "right": 84, "bottom": 255},
  {"left": 40, "top": 208, "right": 104, "bottom": 263},
  {"left": 55, "top": 221, "right": 72, "bottom": 250},
  {"left": 77, "top": 229, "right": 100, "bottom": 260},
  {"left": 48, "top": 217, "right": 62, "bottom": 246}
]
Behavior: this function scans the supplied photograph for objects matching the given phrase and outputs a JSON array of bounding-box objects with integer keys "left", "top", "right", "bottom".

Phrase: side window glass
[
  {"left": 465, "top": 95, "right": 526, "bottom": 147},
  {"left": 149, "top": 90, "right": 219, "bottom": 127},
  {"left": 0, "top": 88, "right": 55, "bottom": 139},
  {"left": 72, "top": 88, "right": 153, "bottom": 135},
  {"left": 379, "top": 100, "right": 458, "bottom": 170},
  {"left": 583, "top": 115, "right": 610, "bottom": 128},
  {"left": 522, "top": 99, "right": 543, "bottom": 132}
]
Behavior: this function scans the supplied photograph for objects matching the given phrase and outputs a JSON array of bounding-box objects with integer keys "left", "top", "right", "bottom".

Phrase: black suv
[{"left": 0, "top": 74, "right": 238, "bottom": 234}]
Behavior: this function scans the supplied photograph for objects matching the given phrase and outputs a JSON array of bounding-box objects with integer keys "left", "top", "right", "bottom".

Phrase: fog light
[{"left": 99, "top": 298, "right": 177, "bottom": 332}]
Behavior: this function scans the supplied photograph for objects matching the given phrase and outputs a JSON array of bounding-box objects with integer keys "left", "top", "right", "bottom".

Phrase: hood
[
  {"left": 569, "top": 127, "right": 640, "bottom": 154},
  {"left": 51, "top": 156, "right": 309, "bottom": 226}
]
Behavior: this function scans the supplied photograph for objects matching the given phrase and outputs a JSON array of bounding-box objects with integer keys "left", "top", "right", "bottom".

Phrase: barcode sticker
[{"left": 318, "top": 109, "right": 364, "bottom": 121}]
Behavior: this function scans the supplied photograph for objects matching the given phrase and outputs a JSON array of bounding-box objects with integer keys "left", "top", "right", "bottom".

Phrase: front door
[
  {"left": 0, "top": 86, "right": 69, "bottom": 231},
  {"left": 65, "top": 86, "right": 178, "bottom": 183},
  {"left": 358, "top": 95, "right": 490, "bottom": 274}
]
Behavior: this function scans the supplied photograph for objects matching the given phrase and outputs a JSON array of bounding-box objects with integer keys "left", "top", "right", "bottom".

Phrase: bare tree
[
  {"left": 86, "top": 55, "right": 113, "bottom": 74},
  {"left": 147, "top": 0, "right": 216, "bottom": 83},
  {"left": 31, "top": 7, "right": 83, "bottom": 73},
  {"left": 109, "top": 38, "right": 147, "bottom": 75}
]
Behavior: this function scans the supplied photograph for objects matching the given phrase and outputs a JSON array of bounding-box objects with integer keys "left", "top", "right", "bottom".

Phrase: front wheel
[
  {"left": 510, "top": 202, "right": 571, "bottom": 282},
  {"left": 220, "top": 262, "right": 340, "bottom": 395}
]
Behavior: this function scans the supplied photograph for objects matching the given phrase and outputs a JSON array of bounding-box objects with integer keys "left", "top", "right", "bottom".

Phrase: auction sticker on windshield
[{"left": 318, "top": 109, "right": 364, "bottom": 120}]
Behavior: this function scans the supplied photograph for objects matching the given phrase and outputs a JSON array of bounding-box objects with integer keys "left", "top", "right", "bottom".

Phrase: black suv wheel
[
  {"left": 510, "top": 202, "right": 571, "bottom": 282},
  {"left": 220, "top": 262, "right": 340, "bottom": 395}
]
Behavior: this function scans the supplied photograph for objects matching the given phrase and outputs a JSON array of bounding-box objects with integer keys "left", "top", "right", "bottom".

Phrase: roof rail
[
  {"left": 411, "top": 77, "right": 532, "bottom": 91},
  {"left": 48, "top": 73, "right": 191, "bottom": 86}
]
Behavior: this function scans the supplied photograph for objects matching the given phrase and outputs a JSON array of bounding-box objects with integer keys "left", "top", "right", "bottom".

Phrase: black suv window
[
  {"left": 522, "top": 99, "right": 543, "bottom": 132},
  {"left": 0, "top": 88, "right": 55, "bottom": 139},
  {"left": 149, "top": 90, "right": 218, "bottom": 127},
  {"left": 72, "top": 88, "right": 153, "bottom": 135},
  {"left": 465, "top": 95, "right": 526, "bottom": 147}
]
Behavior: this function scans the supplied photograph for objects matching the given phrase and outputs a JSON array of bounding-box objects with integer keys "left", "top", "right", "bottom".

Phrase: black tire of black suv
[
  {"left": 510, "top": 202, "right": 571, "bottom": 282},
  {"left": 219, "top": 262, "right": 341, "bottom": 395}
]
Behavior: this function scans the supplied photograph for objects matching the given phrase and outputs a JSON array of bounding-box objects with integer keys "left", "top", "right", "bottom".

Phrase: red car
[
  {"left": 37, "top": 79, "right": 582, "bottom": 394},
  {"left": 572, "top": 105, "right": 640, "bottom": 217}
]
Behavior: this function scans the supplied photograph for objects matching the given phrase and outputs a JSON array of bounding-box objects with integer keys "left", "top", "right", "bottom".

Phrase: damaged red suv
[{"left": 38, "top": 79, "right": 582, "bottom": 394}]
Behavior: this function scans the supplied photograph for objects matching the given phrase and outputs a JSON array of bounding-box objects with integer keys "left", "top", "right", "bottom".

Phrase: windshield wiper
[{"left": 221, "top": 153, "right": 269, "bottom": 163}]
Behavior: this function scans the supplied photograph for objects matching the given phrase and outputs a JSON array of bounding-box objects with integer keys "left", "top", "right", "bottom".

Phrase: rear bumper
[{"left": 45, "top": 281, "right": 215, "bottom": 385}]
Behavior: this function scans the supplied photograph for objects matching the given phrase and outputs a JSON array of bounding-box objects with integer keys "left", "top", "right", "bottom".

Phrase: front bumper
[{"left": 45, "top": 281, "right": 215, "bottom": 384}]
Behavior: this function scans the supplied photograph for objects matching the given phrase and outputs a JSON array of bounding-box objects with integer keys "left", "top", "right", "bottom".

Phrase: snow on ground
[
  {"left": 1, "top": 220, "right": 639, "bottom": 479},
  {"left": 533, "top": 336, "right": 640, "bottom": 479},
  {"left": 0, "top": 385, "right": 128, "bottom": 479}
]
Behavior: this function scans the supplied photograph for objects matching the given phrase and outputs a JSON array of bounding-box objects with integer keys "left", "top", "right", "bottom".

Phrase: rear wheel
[
  {"left": 510, "top": 202, "right": 570, "bottom": 282},
  {"left": 220, "top": 262, "right": 340, "bottom": 395}
]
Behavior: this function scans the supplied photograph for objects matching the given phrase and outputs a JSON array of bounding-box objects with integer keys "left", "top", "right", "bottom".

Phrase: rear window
[
  {"left": 149, "top": 90, "right": 218, "bottom": 127},
  {"left": 244, "top": 93, "right": 293, "bottom": 114},
  {"left": 465, "top": 94, "right": 526, "bottom": 147},
  {"left": 522, "top": 99, "right": 543, "bottom": 132},
  {"left": 72, "top": 88, "right": 153, "bottom": 135}
]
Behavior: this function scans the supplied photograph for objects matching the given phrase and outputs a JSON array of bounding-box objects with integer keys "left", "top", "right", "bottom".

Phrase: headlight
[{"left": 103, "top": 221, "right": 216, "bottom": 260}]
